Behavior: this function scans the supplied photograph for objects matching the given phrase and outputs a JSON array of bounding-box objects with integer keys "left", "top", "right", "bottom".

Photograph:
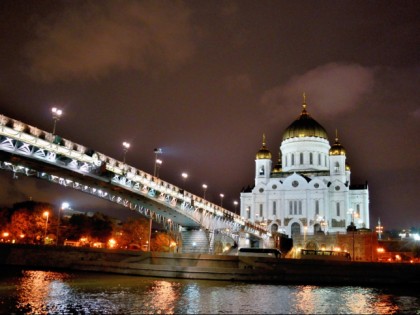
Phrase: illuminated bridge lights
[{"left": 0, "top": 114, "right": 270, "bottom": 239}]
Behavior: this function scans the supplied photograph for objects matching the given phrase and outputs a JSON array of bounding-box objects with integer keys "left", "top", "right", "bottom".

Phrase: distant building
[{"left": 240, "top": 95, "right": 370, "bottom": 237}]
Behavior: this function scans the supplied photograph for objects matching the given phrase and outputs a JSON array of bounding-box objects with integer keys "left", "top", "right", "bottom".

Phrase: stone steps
[{"left": 180, "top": 230, "right": 210, "bottom": 253}]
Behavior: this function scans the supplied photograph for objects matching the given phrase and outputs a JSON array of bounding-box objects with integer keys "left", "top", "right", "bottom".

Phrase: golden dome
[
  {"left": 256, "top": 134, "right": 272, "bottom": 159},
  {"left": 272, "top": 152, "right": 282, "bottom": 173},
  {"left": 282, "top": 94, "right": 328, "bottom": 141},
  {"left": 345, "top": 163, "right": 351, "bottom": 171},
  {"left": 329, "top": 130, "right": 346, "bottom": 156}
]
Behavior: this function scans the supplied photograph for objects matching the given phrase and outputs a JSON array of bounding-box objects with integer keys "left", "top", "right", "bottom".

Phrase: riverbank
[{"left": 1, "top": 244, "right": 419, "bottom": 286}]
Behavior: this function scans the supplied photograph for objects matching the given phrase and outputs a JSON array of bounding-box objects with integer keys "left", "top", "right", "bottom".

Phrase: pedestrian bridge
[{"left": 0, "top": 114, "right": 270, "bottom": 251}]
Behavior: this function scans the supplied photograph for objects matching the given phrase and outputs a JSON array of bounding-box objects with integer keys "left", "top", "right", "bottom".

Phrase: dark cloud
[
  {"left": 224, "top": 74, "right": 252, "bottom": 92},
  {"left": 261, "top": 63, "right": 375, "bottom": 119},
  {"left": 24, "top": 0, "right": 195, "bottom": 82}
]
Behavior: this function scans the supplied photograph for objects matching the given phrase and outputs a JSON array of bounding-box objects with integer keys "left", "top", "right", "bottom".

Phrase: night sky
[{"left": 0, "top": 1, "right": 419, "bottom": 229}]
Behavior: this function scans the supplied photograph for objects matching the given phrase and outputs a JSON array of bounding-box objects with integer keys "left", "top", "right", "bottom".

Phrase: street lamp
[
  {"left": 376, "top": 218, "right": 383, "bottom": 240},
  {"left": 181, "top": 172, "right": 188, "bottom": 197},
  {"left": 219, "top": 194, "right": 224, "bottom": 207},
  {"left": 51, "top": 107, "right": 63, "bottom": 135},
  {"left": 43, "top": 211, "right": 49, "bottom": 242},
  {"left": 122, "top": 142, "right": 130, "bottom": 163},
  {"left": 202, "top": 184, "right": 208, "bottom": 199},
  {"left": 181, "top": 172, "right": 188, "bottom": 187},
  {"left": 348, "top": 208, "right": 359, "bottom": 261},
  {"left": 233, "top": 201, "right": 238, "bottom": 214},
  {"left": 155, "top": 159, "right": 162, "bottom": 178},
  {"left": 153, "top": 148, "right": 162, "bottom": 177},
  {"left": 56, "top": 202, "right": 69, "bottom": 245}
]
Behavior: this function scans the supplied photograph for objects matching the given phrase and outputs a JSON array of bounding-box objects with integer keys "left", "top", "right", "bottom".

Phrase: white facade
[{"left": 240, "top": 99, "right": 370, "bottom": 237}]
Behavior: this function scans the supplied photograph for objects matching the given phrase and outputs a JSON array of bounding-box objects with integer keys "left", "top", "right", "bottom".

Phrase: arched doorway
[
  {"left": 271, "top": 223, "right": 279, "bottom": 234},
  {"left": 291, "top": 222, "right": 301, "bottom": 236}
]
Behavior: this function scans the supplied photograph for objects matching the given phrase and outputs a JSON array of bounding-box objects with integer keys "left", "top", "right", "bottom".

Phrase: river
[{"left": 0, "top": 268, "right": 419, "bottom": 314}]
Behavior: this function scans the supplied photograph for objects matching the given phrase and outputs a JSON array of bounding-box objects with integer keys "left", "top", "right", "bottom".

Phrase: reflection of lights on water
[
  {"left": 292, "top": 286, "right": 400, "bottom": 314},
  {"left": 16, "top": 270, "right": 73, "bottom": 314},
  {"left": 147, "top": 280, "right": 181, "bottom": 314}
]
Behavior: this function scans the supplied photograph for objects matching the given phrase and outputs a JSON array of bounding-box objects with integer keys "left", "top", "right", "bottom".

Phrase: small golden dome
[
  {"left": 329, "top": 130, "right": 346, "bottom": 156},
  {"left": 272, "top": 152, "right": 282, "bottom": 173},
  {"left": 282, "top": 94, "right": 329, "bottom": 141},
  {"left": 256, "top": 134, "right": 272, "bottom": 159}
]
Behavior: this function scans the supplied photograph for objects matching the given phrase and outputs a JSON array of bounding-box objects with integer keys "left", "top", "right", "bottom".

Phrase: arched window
[
  {"left": 315, "top": 200, "right": 319, "bottom": 215},
  {"left": 259, "top": 165, "right": 264, "bottom": 175},
  {"left": 300, "top": 153, "right": 303, "bottom": 164},
  {"left": 318, "top": 153, "right": 321, "bottom": 165},
  {"left": 336, "top": 203, "right": 340, "bottom": 216},
  {"left": 285, "top": 155, "right": 288, "bottom": 167},
  {"left": 314, "top": 224, "right": 322, "bottom": 234},
  {"left": 335, "top": 162, "right": 340, "bottom": 173},
  {"left": 291, "top": 154, "right": 295, "bottom": 166},
  {"left": 310, "top": 153, "right": 313, "bottom": 164},
  {"left": 291, "top": 222, "right": 301, "bottom": 236}
]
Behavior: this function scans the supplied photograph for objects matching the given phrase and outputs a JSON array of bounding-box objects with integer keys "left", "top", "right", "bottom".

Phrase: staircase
[{"left": 180, "top": 230, "right": 210, "bottom": 254}]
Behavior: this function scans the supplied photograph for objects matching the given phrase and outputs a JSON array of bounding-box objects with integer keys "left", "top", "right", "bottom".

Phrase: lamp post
[
  {"left": 376, "top": 218, "right": 383, "bottom": 240},
  {"left": 56, "top": 202, "right": 69, "bottom": 245},
  {"left": 167, "top": 219, "right": 172, "bottom": 251},
  {"left": 219, "top": 193, "right": 224, "bottom": 207},
  {"left": 233, "top": 201, "right": 238, "bottom": 214},
  {"left": 148, "top": 217, "right": 152, "bottom": 252},
  {"left": 122, "top": 142, "right": 130, "bottom": 163},
  {"left": 51, "top": 107, "right": 63, "bottom": 135},
  {"left": 43, "top": 211, "right": 49, "bottom": 243},
  {"left": 181, "top": 172, "right": 188, "bottom": 187},
  {"left": 202, "top": 184, "right": 208, "bottom": 199},
  {"left": 153, "top": 148, "right": 162, "bottom": 177},
  {"left": 348, "top": 209, "right": 359, "bottom": 261},
  {"left": 155, "top": 159, "right": 162, "bottom": 178}
]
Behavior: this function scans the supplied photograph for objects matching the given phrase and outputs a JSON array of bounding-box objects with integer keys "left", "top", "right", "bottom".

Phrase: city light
[
  {"left": 202, "top": 184, "right": 208, "bottom": 199},
  {"left": 56, "top": 202, "right": 69, "bottom": 245},
  {"left": 154, "top": 148, "right": 162, "bottom": 177},
  {"left": 43, "top": 211, "right": 49, "bottom": 242},
  {"left": 51, "top": 107, "right": 63, "bottom": 135},
  {"left": 122, "top": 141, "right": 130, "bottom": 163}
]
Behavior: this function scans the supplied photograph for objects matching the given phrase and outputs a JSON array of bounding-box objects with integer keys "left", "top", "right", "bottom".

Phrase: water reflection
[{"left": 0, "top": 269, "right": 418, "bottom": 314}]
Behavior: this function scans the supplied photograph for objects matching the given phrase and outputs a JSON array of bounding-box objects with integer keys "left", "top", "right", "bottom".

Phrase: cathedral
[{"left": 240, "top": 95, "right": 369, "bottom": 238}]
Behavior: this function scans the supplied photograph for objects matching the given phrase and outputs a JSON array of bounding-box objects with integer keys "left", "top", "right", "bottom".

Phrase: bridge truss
[{"left": 0, "top": 114, "right": 270, "bottom": 245}]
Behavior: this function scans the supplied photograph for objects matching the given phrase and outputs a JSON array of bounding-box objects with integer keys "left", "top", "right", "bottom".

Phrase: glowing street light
[
  {"left": 220, "top": 193, "right": 224, "bottom": 207},
  {"left": 376, "top": 218, "right": 383, "bottom": 240},
  {"left": 154, "top": 148, "right": 162, "bottom": 177},
  {"left": 56, "top": 202, "right": 69, "bottom": 245},
  {"left": 233, "top": 201, "right": 238, "bottom": 213},
  {"left": 155, "top": 159, "right": 162, "bottom": 178},
  {"left": 43, "top": 211, "right": 49, "bottom": 242},
  {"left": 122, "top": 142, "right": 130, "bottom": 163},
  {"left": 181, "top": 172, "right": 188, "bottom": 186},
  {"left": 51, "top": 107, "right": 63, "bottom": 135},
  {"left": 202, "top": 184, "right": 208, "bottom": 199}
]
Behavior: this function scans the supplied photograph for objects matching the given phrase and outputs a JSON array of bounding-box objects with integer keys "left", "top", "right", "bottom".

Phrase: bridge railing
[{"left": 0, "top": 114, "right": 270, "bottom": 238}]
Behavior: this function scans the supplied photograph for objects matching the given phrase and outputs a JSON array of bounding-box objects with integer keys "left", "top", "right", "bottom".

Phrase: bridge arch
[{"left": 0, "top": 114, "right": 270, "bottom": 250}]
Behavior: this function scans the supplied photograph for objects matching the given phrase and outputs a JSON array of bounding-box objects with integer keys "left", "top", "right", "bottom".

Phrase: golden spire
[
  {"left": 302, "top": 92, "right": 306, "bottom": 114},
  {"left": 335, "top": 129, "right": 339, "bottom": 141},
  {"left": 262, "top": 133, "right": 266, "bottom": 147}
]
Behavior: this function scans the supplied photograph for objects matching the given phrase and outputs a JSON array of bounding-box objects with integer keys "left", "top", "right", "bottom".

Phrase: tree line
[{"left": 0, "top": 200, "right": 175, "bottom": 251}]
